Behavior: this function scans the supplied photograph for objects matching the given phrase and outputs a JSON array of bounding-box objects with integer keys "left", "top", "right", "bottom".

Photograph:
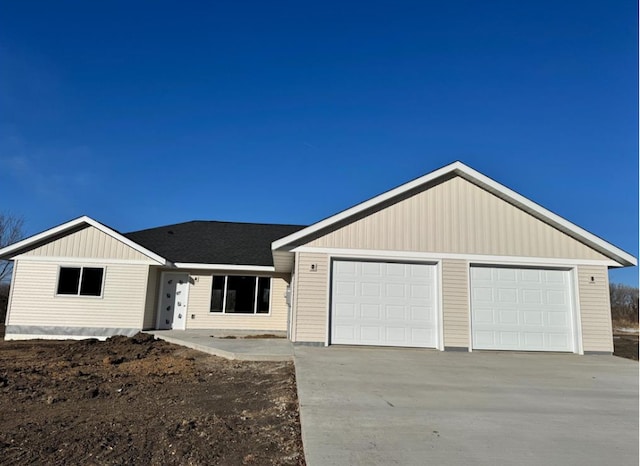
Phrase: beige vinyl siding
[
  {"left": 23, "top": 225, "right": 152, "bottom": 262},
  {"left": 293, "top": 252, "right": 328, "bottom": 342},
  {"left": 578, "top": 266, "right": 613, "bottom": 352},
  {"left": 142, "top": 267, "right": 160, "bottom": 329},
  {"left": 182, "top": 271, "right": 291, "bottom": 331},
  {"left": 442, "top": 259, "right": 470, "bottom": 348},
  {"left": 8, "top": 260, "right": 148, "bottom": 328},
  {"left": 306, "top": 176, "right": 608, "bottom": 261}
]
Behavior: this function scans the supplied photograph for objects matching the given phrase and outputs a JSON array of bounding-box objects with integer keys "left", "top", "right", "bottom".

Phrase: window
[
  {"left": 210, "top": 275, "right": 271, "bottom": 314},
  {"left": 57, "top": 267, "right": 104, "bottom": 297}
]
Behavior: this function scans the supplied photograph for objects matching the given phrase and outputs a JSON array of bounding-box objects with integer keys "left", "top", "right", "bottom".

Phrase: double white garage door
[{"left": 330, "top": 260, "right": 575, "bottom": 352}]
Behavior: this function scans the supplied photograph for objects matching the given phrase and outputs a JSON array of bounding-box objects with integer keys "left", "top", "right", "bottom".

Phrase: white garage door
[
  {"left": 331, "top": 260, "right": 438, "bottom": 348},
  {"left": 470, "top": 266, "right": 575, "bottom": 352}
]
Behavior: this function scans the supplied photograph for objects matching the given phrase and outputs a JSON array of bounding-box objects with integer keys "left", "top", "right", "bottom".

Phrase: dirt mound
[{"left": 0, "top": 334, "right": 304, "bottom": 465}]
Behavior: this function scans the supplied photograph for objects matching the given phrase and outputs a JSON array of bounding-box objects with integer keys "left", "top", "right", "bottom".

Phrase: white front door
[
  {"left": 331, "top": 260, "right": 438, "bottom": 348},
  {"left": 470, "top": 266, "right": 575, "bottom": 352},
  {"left": 157, "top": 273, "right": 190, "bottom": 330}
]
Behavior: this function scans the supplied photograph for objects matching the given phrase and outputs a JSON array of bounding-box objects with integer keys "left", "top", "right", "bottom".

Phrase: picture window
[{"left": 210, "top": 275, "right": 271, "bottom": 314}]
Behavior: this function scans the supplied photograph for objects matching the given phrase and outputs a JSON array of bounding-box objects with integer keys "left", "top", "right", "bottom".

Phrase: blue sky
[{"left": 0, "top": 1, "right": 637, "bottom": 284}]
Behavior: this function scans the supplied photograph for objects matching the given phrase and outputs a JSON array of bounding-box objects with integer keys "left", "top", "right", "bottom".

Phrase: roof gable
[
  {"left": 273, "top": 162, "right": 636, "bottom": 267},
  {"left": 0, "top": 216, "right": 167, "bottom": 265}
]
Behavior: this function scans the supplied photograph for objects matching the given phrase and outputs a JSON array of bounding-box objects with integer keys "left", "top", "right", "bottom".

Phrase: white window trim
[
  {"left": 210, "top": 275, "right": 272, "bottom": 316},
  {"left": 55, "top": 265, "right": 106, "bottom": 299}
]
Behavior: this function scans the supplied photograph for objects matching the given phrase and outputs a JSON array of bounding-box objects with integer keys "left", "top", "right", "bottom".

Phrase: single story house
[{"left": 1, "top": 161, "right": 635, "bottom": 354}]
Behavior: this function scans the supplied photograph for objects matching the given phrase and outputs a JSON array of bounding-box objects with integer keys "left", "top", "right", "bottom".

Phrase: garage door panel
[
  {"left": 361, "top": 304, "right": 381, "bottom": 319},
  {"left": 522, "top": 289, "right": 542, "bottom": 304},
  {"left": 411, "top": 284, "right": 431, "bottom": 298},
  {"left": 335, "top": 261, "right": 356, "bottom": 275},
  {"left": 523, "top": 333, "right": 544, "bottom": 349},
  {"left": 547, "top": 290, "right": 567, "bottom": 305},
  {"left": 386, "top": 327, "right": 407, "bottom": 342},
  {"left": 361, "top": 282, "right": 381, "bottom": 297},
  {"left": 385, "top": 283, "right": 405, "bottom": 298},
  {"left": 523, "top": 310, "right": 543, "bottom": 325},
  {"left": 545, "top": 270, "right": 566, "bottom": 283},
  {"left": 475, "top": 330, "right": 496, "bottom": 346},
  {"left": 385, "top": 305, "right": 405, "bottom": 320},
  {"left": 547, "top": 333, "right": 571, "bottom": 349},
  {"left": 361, "top": 262, "right": 381, "bottom": 275},
  {"left": 547, "top": 311, "right": 569, "bottom": 327},
  {"left": 331, "top": 260, "right": 438, "bottom": 348},
  {"left": 497, "top": 268, "right": 517, "bottom": 281},
  {"left": 473, "top": 287, "right": 493, "bottom": 302},
  {"left": 498, "top": 288, "right": 518, "bottom": 303},
  {"left": 335, "top": 281, "right": 356, "bottom": 297},
  {"left": 498, "top": 309, "right": 518, "bottom": 324},
  {"left": 471, "top": 266, "right": 574, "bottom": 352}
]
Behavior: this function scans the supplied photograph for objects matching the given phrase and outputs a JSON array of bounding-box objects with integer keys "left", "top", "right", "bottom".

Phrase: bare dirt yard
[
  {"left": 0, "top": 330, "right": 304, "bottom": 465},
  {"left": 613, "top": 333, "right": 639, "bottom": 361}
]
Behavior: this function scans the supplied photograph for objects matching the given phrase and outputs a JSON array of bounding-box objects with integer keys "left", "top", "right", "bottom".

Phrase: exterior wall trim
[
  {"left": 436, "top": 261, "right": 444, "bottom": 351},
  {"left": 5, "top": 260, "right": 18, "bottom": 326},
  {"left": 570, "top": 268, "right": 585, "bottom": 354},
  {"left": 293, "top": 246, "right": 619, "bottom": 267},
  {"left": 174, "top": 263, "right": 275, "bottom": 272}
]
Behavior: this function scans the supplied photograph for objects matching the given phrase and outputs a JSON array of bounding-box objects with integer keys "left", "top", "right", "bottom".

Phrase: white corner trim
[
  {"left": 174, "top": 263, "right": 275, "bottom": 272},
  {"left": 272, "top": 161, "right": 636, "bottom": 267},
  {"left": 291, "top": 246, "right": 621, "bottom": 268},
  {"left": 0, "top": 215, "right": 167, "bottom": 265}
]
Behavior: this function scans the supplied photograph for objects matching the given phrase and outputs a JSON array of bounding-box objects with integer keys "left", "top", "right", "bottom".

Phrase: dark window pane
[
  {"left": 57, "top": 267, "right": 80, "bottom": 295},
  {"left": 80, "top": 268, "right": 104, "bottom": 296},
  {"left": 225, "top": 276, "right": 256, "bottom": 313},
  {"left": 257, "top": 277, "right": 270, "bottom": 313},
  {"left": 210, "top": 276, "right": 225, "bottom": 312}
]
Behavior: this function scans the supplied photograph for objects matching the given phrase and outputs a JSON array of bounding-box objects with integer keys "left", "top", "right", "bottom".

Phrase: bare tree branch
[{"left": 0, "top": 213, "right": 25, "bottom": 283}]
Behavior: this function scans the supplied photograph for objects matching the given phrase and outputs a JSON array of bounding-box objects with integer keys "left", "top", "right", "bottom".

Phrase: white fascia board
[
  {"left": 174, "top": 263, "right": 275, "bottom": 272},
  {"left": 292, "top": 246, "right": 622, "bottom": 268},
  {"left": 273, "top": 161, "right": 637, "bottom": 267},
  {"left": 0, "top": 215, "right": 168, "bottom": 266}
]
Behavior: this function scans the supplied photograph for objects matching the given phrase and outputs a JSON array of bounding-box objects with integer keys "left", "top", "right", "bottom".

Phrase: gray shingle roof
[{"left": 124, "top": 221, "right": 306, "bottom": 266}]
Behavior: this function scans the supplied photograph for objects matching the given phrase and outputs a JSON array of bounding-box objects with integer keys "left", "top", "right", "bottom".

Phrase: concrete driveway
[{"left": 294, "top": 347, "right": 638, "bottom": 466}]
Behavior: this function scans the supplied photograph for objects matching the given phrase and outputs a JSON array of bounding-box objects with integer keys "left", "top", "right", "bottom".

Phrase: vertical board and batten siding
[
  {"left": 176, "top": 271, "right": 291, "bottom": 331},
  {"left": 577, "top": 266, "right": 613, "bottom": 352},
  {"left": 307, "top": 176, "right": 609, "bottom": 261},
  {"left": 293, "top": 253, "right": 328, "bottom": 342},
  {"left": 441, "top": 259, "right": 470, "bottom": 348},
  {"left": 8, "top": 260, "right": 149, "bottom": 328},
  {"left": 142, "top": 267, "right": 160, "bottom": 329},
  {"left": 23, "top": 225, "right": 152, "bottom": 262}
]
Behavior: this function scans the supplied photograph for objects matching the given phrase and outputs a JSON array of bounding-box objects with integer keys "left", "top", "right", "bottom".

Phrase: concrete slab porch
[{"left": 146, "top": 329, "right": 293, "bottom": 361}]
